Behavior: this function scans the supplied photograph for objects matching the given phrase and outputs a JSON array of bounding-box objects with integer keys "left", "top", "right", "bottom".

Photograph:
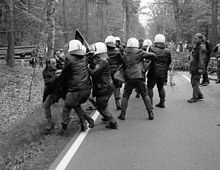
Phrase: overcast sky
[{"left": 139, "top": 0, "right": 154, "bottom": 27}]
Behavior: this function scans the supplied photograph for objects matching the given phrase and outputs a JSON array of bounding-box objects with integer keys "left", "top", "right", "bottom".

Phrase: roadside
[
  {"left": 0, "top": 64, "right": 94, "bottom": 170},
  {"left": 0, "top": 63, "right": 217, "bottom": 170}
]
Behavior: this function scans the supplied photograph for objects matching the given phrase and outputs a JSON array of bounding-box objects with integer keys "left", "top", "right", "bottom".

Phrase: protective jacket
[
  {"left": 64, "top": 54, "right": 92, "bottom": 92},
  {"left": 89, "top": 53, "right": 114, "bottom": 97},
  {"left": 147, "top": 43, "right": 171, "bottom": 79},
  {"left": 107, "top": 47, "right": 123, "bottom": 73},
  {"left": 123, "top": 48, "right": 156, "bottom": 80},
  {"left": 189, "top": 43, "right": 206, "bottom": 75}
]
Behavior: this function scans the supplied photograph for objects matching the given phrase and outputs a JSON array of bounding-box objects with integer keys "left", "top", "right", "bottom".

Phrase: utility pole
[{"left": 211, "top": 0, "right": 218, "bottom": 47}]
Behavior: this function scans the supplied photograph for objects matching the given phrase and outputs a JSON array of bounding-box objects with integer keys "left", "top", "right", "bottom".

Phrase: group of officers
[{"left": 42, "top": 32, "right": 216, "bottom": 135}]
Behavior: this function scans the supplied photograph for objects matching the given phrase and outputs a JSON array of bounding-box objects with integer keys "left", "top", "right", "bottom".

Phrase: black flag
[
  {"left": 74, "top": 29, "right": 91, "bottom": 52},
  {"left": 75, "top": 29, "right": 84, "bottom": 44}
]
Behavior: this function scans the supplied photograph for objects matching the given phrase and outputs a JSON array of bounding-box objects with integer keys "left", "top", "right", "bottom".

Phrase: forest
[{"left": 0, "top": 0, "right": 219, "bottom": 67}]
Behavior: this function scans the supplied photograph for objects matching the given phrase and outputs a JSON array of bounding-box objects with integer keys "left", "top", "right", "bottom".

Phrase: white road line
[
  {"left": 182, "top": 75, "right": 190, "bottom": 82},
  {"left": 54, "top": 110, "right": 100, "bottom": 170}
]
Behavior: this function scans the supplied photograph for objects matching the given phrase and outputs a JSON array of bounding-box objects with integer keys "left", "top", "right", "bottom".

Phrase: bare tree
[
  {"left": 46, "top": 0, "right": 55, "bottom": 58},
  {"left": 6, "top": 0, "right": 15, "bottom": 67},
  {"left": 211, "top": 0, "right": 218, "bottom": 46},
  {"left": 62, "top": 0, "right": 68, "bottom": 43}
]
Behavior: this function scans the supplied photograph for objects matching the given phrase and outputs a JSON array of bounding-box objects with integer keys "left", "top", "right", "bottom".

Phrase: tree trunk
[
  {"left": 123, "top": 0, "right": 130, "bottom": 41},
  {"left": 172, "top": 0, "right": 180, "bottom": 42},
  {"left": 6, "top": 0, "right": 15, "bottom": 67},
  {"left": 62, "top": 0, "right": 68, "bottom": 43},
  {"left": 46, "top": 0, "right": 55, "bottom": 59},
  {"left": 122, "top": 0, "right": 127, "bottom": 42},
  {"left": 85, "top": 0, "right": 89, "bottom": 40},
  {"left": 211, "top": 0, "right": 218, "bottom": 47}
]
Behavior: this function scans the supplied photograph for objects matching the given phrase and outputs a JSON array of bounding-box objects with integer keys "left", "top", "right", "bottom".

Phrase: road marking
[
  {"left": 54, "top": 110, "right": 100, "bottom": 170},
  {"left": 182, "top": 75, "right": 190, "bottom": 82}
]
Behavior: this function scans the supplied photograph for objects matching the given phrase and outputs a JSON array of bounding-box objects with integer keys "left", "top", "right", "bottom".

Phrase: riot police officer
[
  {"left": 89, "top": 42, "right": 118, "bottom": 129},
  {"left": 147, "top": 34, "right": 171, "bottom": 108},
  {"left": 118, "top": 38, "right": 156, "bottom": 120},
  {"left": 59, "top": 40, "right": 94, "bottom": 134},
  {"left": 105, "top": 36, "right": 123, "bottom": 110}
]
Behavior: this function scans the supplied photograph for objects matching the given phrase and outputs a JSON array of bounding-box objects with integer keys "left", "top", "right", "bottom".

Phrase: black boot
[
  {"left": 80, "top": 119, "right": 87, "bottom": 132},
  {"left": 58, "top": 123, "right": 68, "bottom": 136},
  {"left": 84, "top": 114, "right": 95, "bottom": 128},
  {"left": 118, "top": 112, "right": 125, "bottom": 120},
  {"left": 148, "top": 111, "right": 154, "bottom": 120},
  {"left": 45, "top": 119, "right": 54, "bottom": 131},
  {"left": 198, "top": 94, "right": 204, "bottom": 100},
  {"left": 106, "top": 119, "right": 118, "bottom": 129},
  {"left": 115, "top": 99, "right": 121, "bottom": 110},
  {"left": 155, "top": 102, "right": 165, "bottom": 108}
]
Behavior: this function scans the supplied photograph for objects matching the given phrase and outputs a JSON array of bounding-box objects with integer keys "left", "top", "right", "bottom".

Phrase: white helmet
[
  {"left": 81, "top": 45, "right": 87, "bottom": 53},
  {"left": 154, "top": 34, "right": 165, "bottom": 43},
  {"left": 127, "top": 38, "right": 139, "bottom": 48},
  {"left": 105, "top": 35, "right": 116, "bottom": 47},
  {"left": 143, "top": 39, "right": 152, "bottom": 47},
  {"left": 94, "top": 42, "right": 107, "bottom": 55},
  {"left": 115, "top": 37, "right": 121, "bottom": 42},
  {"left": 68, "top": 40, "right": 85, "bottom": 55}
]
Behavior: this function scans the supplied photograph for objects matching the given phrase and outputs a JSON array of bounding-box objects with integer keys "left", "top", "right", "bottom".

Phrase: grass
[{"left": 0, "top": 63, "right": 94, "bottom": 169}]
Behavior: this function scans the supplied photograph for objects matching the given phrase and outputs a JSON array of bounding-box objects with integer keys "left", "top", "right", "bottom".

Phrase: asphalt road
[{"left": 50, "top": 72, "right": 220, "bottom": 170}]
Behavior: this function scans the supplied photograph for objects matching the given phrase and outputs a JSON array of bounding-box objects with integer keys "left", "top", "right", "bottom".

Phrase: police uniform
[
  {"left": 89, "top": 52, "right": 118, "bottom": 129},
  {"left": 118, "top": 39, "right": 156, "bottom": 120},
  {"left": 60, "top": 40, "right": 94, "bottom": 134}
]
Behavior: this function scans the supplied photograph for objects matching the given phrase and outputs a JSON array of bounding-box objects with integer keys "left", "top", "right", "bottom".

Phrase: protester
[
  {"left": 187, "top": 33, "right": 206, "bottom": 103},
  {"left": 213, "top": 43, "right": 220, "bottom": 83},
  {"left": 115, "top": 36, "right": 125, "bottom": 56},
  {"left": 42, "top": 58, "right": 60, "bottom": 131},
  {"left": 200, "top": 33, "right": 212, "bottom": 86},
  {"left": 118, "top": 38, "right": 156, "bottom": 120},
  {"left": 54, "top": 50, "right": 64, "bottom": 70}
]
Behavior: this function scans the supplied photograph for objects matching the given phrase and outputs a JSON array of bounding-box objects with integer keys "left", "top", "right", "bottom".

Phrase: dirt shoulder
[{"left": 0, "top": 64, "right": 94, "bottom": 170}]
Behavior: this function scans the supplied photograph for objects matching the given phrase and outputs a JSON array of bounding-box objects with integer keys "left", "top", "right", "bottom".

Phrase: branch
[{"left": 14, "top": 5, "right": 44, "bottom": 23}]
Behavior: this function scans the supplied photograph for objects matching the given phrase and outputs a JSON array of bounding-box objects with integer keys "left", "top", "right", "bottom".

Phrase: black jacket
[
  {"left": 107, "top": 47, "right": 123, "bottom": 73},
  {"left": 147, "top": 43, "right": 171, "bottom": 79},
  {"left": 64, "top": 54, "right": 92, "bottom": 92},
  {"left": 123, "top": 48, "right": 156, "bottom": 81},
  {"left": 42, "top": 66, "right": 61, "bottom": 102},
  {"left": 89, "top": 53, "right": 114, "bottom": 97},
  {"left": 189, "top": 43, "right": 206, "bottom": 74}
]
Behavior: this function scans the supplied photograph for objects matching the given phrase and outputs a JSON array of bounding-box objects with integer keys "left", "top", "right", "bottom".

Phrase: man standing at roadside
[
  {"left": 42, "top": 58, "right": 60, "bottom": 132},
  {"left": 200, "top": 33, "right": 212, "bottom": 86},
  {"left": 187, "top": 33, "right": 206, "bottom": 103},
  {"left": 213, "top": 43, "right": 220, "bottom": 83}
]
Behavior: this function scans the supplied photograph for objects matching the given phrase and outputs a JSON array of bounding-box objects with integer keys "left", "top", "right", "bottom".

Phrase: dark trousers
[
  {"left": 121, "top": 79, "right": 153, "bottom": 114},
  {"left": 201, "top": 57, "right": 210, "bottom": 83},
  {"left": 111, "top": 72, "right": 122, "bottom": 100},
  {"left": 96, "top": 92, "right": 115, "bottom": 121},
  {"left": 217, "top": 58, "right": 220, "bottom": 81},
  {"left": 43, "top": 94, "right": 59, "bottom": 120},
  {"left": 147, "top": 77, "right": 166, "bottom": 105},
  {"left": 191, "top": 74, "right": 203, "bottom": 99},
  {"left": 62, "top": 89, "right": 91, "bottom": 125}
]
